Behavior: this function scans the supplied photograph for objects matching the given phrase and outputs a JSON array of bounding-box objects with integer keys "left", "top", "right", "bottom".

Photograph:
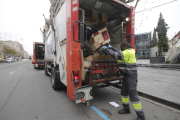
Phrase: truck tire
[
  {"left": 51, "top": 67, "right": 65, "bottom": 90},
  {"left": 34, "top": 67, "right": 37, "bottom": 69},
  {"left": 44, "top": 62, "right": 49, "bottom": 76}
]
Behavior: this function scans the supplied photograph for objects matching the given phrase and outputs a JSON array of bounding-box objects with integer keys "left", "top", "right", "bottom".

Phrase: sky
[
  {"left": 132, "top": 0, "right": 180, "bottom": 37},
  {"left": 0, "top": 0, "right": 180, "bottom": 55},
  {"left": 0, "top": 0, "right": 50, "bottom": 55}
]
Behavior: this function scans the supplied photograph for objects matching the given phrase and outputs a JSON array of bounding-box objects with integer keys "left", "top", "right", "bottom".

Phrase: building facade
[
  {"left": 0, "top": 41, "right": 4, "bottom": 58},
  {"left": 135, "top": 32, "right": 151, "bottom": 58},
  {"left": 0, "top": 40, "right": 25, "bottom": 58},
  {"left": 24, "top": 51, "right": 29, "bottom": 59},
  {"left": 20, "top": 44, "right": 24, "bottom": 57},
  {"left": 13, "top": 41, "right": 20, "bottom": 52}
]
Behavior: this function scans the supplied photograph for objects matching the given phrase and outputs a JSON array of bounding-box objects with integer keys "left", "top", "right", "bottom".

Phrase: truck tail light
[
  {"left": 32, "top": 60, "right": 35, "bottom": 64},
  {"left": 73, "top": 71, "right": 79, "bottom": 86}
]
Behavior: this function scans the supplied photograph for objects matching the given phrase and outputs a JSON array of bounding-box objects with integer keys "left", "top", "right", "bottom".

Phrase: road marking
[
  {"left": 19, "top": 67, "right": 21, "bottom": 69},
  {"left": 91, "top": 106, "right": 111, "bottom": 120},
  {"left": 10, "top": 71, "right": 15, "bottom": 75}
]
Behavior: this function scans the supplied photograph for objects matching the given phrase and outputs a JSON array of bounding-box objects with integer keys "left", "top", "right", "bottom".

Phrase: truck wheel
[
  {"left": 34, "top": 67, "right": 36, "bottom": 69},
  {"left": 51, "top": 67, "right": 65, "bottom": 90},
  {"left": 45, "top": 63, "right": 49, "bottom": 76}
]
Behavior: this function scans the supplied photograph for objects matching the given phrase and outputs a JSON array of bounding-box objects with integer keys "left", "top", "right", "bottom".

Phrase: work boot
[
  {"left": 136, "top": 116, "right": 146, "bottom": 120},
  {"left": 118, "top": 108, "right": 131, "bottom": 114}
]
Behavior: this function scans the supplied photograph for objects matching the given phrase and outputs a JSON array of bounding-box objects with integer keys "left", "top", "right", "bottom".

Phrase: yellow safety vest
[{"left": 118, "top": 49, "right": 137, "bottom": 73}]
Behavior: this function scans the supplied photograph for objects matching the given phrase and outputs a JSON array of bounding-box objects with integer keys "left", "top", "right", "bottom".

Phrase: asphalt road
[{"left": 0, "top": 61, "right": 180, "bottom": 120}]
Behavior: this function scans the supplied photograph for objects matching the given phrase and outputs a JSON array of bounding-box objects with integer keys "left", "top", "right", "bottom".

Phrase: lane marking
[
  {"left": 10, "top": 71, "right": 15, "bottom": 75},
  {"left": 91, "top": 106, "right": 111, "bottom": 120}
]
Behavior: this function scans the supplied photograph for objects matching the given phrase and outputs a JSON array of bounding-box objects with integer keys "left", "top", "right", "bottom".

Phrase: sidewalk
[
  {"left": 137, "top": 59, "right": 180, "bottom": 70},
  {"left": 137, "top": 59, "right": 180, "bottom": 108}
]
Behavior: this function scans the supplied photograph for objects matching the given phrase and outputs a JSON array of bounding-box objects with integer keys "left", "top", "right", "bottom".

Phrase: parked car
[
  {"left": 12, "top": 58, "right": 16, "bottom": 62},
  {"left": 1, "top": 59, "right": 7, "bottom": 63},
  {"left": 0, "top": 58, "right": 3, "bottom": 63},
  {"left": 7, "top": 58, "right": 13, "bottom": 63}
]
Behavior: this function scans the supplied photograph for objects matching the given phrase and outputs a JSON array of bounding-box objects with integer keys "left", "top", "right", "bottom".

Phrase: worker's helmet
[{"left": 121, "top": 42, "right": 131, "bottom": 48}]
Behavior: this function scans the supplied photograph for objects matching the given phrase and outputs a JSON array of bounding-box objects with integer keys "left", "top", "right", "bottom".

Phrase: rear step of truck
[{"left": 75, "top": 61, "right": 123, "bottom": 104}]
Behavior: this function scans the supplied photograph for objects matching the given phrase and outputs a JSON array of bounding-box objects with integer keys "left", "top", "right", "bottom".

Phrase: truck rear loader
[
  {"left": 44, "top": 0, "right": 135, "bottom": 105},
  {"left": 32, "top": 42, "right": 45, "bottom": 69}
]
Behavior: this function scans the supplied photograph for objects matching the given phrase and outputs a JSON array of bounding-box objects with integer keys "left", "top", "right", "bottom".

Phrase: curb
[{"left": 138, "top": 64, "right": 180, "bottom": 70}]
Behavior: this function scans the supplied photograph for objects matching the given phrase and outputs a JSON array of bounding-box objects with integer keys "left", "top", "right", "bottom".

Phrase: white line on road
[{"left": 10, "top": 71, "right": 15, "bottom": 75}]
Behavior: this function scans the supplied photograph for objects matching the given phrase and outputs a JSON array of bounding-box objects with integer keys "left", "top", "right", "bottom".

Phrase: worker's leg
[
  {"left": 121, "top": 75, "right": 130, "bottom": 110},
  {"left": 127, "top": 74, "right": 145, "bottom": 118}
]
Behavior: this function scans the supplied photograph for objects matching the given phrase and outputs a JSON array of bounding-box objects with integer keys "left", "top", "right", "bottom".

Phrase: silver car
[{"left": 7, "top": 58, "right": 13, "bottom": 63}]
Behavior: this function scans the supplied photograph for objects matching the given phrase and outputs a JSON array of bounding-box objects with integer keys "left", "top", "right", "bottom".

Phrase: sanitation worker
[{"left": 102, "top": 42, "right": 146, "bottom": 120}]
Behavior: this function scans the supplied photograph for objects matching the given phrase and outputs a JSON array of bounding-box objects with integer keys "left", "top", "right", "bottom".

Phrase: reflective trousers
[{"left": 121, "top": 73, "right": 145, "bottom": 117}]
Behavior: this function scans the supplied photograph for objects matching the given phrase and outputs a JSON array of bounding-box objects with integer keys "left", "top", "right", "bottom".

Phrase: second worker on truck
[{"left": 102, "top": 42, "right": 146, "bottom": 120}]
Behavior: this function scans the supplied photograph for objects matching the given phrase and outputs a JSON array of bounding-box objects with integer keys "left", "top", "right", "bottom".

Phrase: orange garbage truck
[
  {"left": 43, "top": 0, "right": 135, "bottom": 105},
  {"left": 32, "top": 42, "right": 45, "bottom": 69}
]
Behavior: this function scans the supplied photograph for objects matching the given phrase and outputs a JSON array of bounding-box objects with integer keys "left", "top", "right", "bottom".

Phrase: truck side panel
[
  {"left": 54, "top": 1, "right": 67, "bottom": 86},
  {"left": 45, "top": 31, "right": 54, "bottom": 61},
  {"left": 55, "top": 2, "right": 67, "bottom": 42}
]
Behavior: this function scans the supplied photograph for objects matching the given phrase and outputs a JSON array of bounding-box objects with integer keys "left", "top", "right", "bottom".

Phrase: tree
[
  {"left": 9, "top": 48, "right": 17, "bottom": 56},
  {"left": 151, "top": 28, "right": 158, "bottom": 47},
  {"left": 0, "top": 42, "right": 4, "bottom": 56},
  {"left": 3, "top": 45, "right": 18, "bottom": 57},
  {"left": 156, "top": 13, "right": 169, "bottom": 56},
  {"left": 17, "top": 51, "right": 23, "bottom": 57},
  {"left": 3, "top": 45, "right": 9, "bottom": 57}
]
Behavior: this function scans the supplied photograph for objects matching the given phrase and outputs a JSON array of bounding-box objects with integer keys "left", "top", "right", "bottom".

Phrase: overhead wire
[
  {"left": 135, "top": 0, "right": 178, "bottom": 13},
  {"left": 135, "top": 0, "right": 178, "bottom": 31},
  {"left": 135, "top": 0, "right": 148, "bottom": 30},
  {"left": 136, "top": 0, "right": 154, "bottom": 31}
]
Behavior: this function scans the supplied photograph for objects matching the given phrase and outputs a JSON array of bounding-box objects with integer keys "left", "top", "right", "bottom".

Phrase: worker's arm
[
  {"left": 111, "top": 47, "right": 119, "bottom": 52},
  {"left": 105, "top": 48, "right": 124, "bottom": 60},
  {"left": 108, "top": 44, "right": 120, "bottom": 52}
]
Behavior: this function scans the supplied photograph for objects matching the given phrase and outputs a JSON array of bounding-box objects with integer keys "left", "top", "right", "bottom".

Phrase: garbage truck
[
  {"left": 44, "top": 0, "right": 135, "bottom": 104},
  {"left": 32, "top": 42, "right": 45, "bottom": 69}
]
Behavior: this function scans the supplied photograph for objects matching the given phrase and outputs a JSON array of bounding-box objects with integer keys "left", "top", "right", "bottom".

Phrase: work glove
[
  {"left": 102, "top": 46, "right": 107, "bottom": 50},
  {"left": 109, "top": 44, "right": 112, "bottom": 48}
]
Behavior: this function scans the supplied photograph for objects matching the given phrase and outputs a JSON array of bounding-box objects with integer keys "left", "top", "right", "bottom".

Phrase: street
[{"left": 0, "top": 61, "right": 180, "bottom": 120}]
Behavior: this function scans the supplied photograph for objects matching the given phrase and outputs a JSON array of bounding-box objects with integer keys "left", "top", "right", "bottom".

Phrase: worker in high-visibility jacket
[{"left": 102, "top": 42, "right": 146, "bottom": 120}]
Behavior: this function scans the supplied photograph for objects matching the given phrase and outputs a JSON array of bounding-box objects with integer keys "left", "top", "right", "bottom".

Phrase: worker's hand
[
  {"left": 109, "top": 44, "right": 112, "bottom": 48},
  {"left": 102, "top": 46, "right": 107, "bottom": 50}
]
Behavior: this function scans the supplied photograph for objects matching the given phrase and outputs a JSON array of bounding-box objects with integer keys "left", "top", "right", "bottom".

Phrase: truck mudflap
[{"left": 75, "top": 86, "right": 93, "bottom": 104}]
